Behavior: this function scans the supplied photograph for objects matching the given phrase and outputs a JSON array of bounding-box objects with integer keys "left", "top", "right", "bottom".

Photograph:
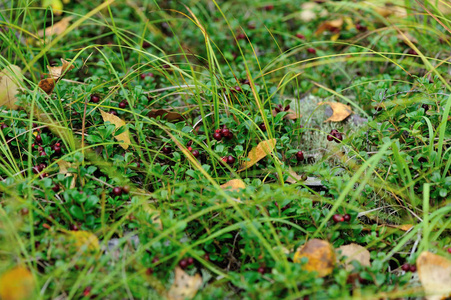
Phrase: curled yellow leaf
[
  {"left": 293, "top": 239, "right": 335, "bottom": 277},
  {"left": 168, "top": 267, "right": 202, "bottom": 300},
  {"left": 319, "top": 102, "right": 352, "bottom": 122},
  {"left": 99, "top": 109, "right": 131, "bottom": 149},
  {"left": 0, "top": 266, "right": 35, "bottom": 300},
  {"left": 238, "top": 138, "right": 276, "bottom": 172}
]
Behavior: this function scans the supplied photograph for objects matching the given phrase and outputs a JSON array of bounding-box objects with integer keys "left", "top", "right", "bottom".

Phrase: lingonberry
[
  {"left": 109, "top": 110, "right": 118, "bottom": 116},
  {"left": 343, "top": 214, "right": 351, "bottom": 222},
  {"left": 333, "top": 132, "right": 343, "bottom": 143},
  {"left": 83, "top": 287, "right": 92, "bottom": 297},
  {"left": 187, "top": 140, "right": 193, "bottom": 147},
  {"left": 225, "top": 132, "right": 233, "bottom": 139},
  {"left": 221, "top": 128, "right": 230, "bottom": 136},
  {"left": 409, "top": 265, "right": 417, "bottom": 272},
  {"left": 53, "top": 145, "right": 61, "bottom": 155},
  {"left": 401, "top": 263, "right": 410, "bottom": 271},
  {"left": 119, "top": 101, "right": 127, "bottom": 109},
  {"left": 355, "top": 23, "right": 367, "bottom": 31},
  {"left": 187, "top": 257, "right": 194, "bottom": 265},
  {"left": 234, "top": 86, "right": 241, "bottom": 92},
  {"left": 35, "top": 135, "right": 42, "bottom": 143},
  {"left": 52, "top": 184, "right": 60, "bottom": 192},
  {"left": 296, "top": 151, "right": 304, "bottom": 161},
  {"left": 90, "top": 95, "right": 100, "bottom": 103},
  {"left": 307, "top": 48, "right": 316, "bottom": 54},
  {"left": 152, "top": 257, "right": 159, "bottom": 264},
  {"left": 146, "top": 268, "right": 153, "bottom": 275},
  {"left": 296, "top": 33, "right": 305, "bottom": 39},
  {"left": 39, "top": 163, "right": 47, "bottom": 171},
  {"left": 243, "top": 79, "right": 250, "bottom": 85},
  {"left": 213, "top": 132, "right": 222, "bottom": 141},
  {"left": 447, "top": 247, "right": 451, "bottom": 254},
  {"left": 236, "top": 33, "right": 246, "bottom": 40},
  {"left": 227, "top": 155, "right": 235, "bottom": 164},
  {"left": 187, "top": 146, "right": 193, "bottom": 151},
  {"left": 70, "top": 224, "right": 79, "bottom": 231},
  {"left": 38, "top": 146, "right": 44, "bottom": 152},
  {"left": 40, "top": 151, "right": 46, "bottom": 156},
  {"left": 179, "top": 259, "right": 188, "bottom": 269},
  {"left": 112, "top": 187, "right": 122, "bottom": 196},
  {"left": 284, "top": 105, "right": 290, "bottom": 111},
  {"left": 162, "top": 146, "right": 171, "bottom": 155},
  {"left": 257, "top": 266, "right": 266, "bottom": 274},
  {"left": 204, "top": 253, "right": 210, "bottom": 261},
  {"left": 421, "top": 104, "right": 429, "bottom": 111},
  {"left": 191, "top": 149, "right": 200, "bottom": 158},
  {"left": 259, "top": 123, "right": 267, "bottom": 132},
  {"left": 122, "top": 185, "right": 131, "bottom": 194},
  {"left": 333, "top": 214, "right": 344, "bottom": 223},
  {"left": 0, "top": 123, "right": 8, "bottom": 130},
  {"left": 264, "top": 4, "right": 274, "bottom": 11}
]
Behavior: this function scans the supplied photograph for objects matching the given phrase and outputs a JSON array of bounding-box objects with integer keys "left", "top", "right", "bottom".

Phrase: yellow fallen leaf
[
  {"left": 417, "top": 251, "right": 451, "bottom": 300},
  {"left": 285, "top": 168, "right": 307, "bottom": 184},
  {"left": 220, "top": 179, "right": 246, "bottom": 191},
  {"left": 57, "top": 160, "right": 76, "bottom": 189},
  {"left": 363, "top": 1, "right": 407, "bottom": 18},
  {"left": 167, "top": 267, "right": 202, "bottom": 300},
  {"left": 99, "top": 109, "right": 131, "bottom": 150},
  {"left": 315, "top": 18, "right": 343, "bottom": 36},
  {"left": 0, "top": 65, "right": 23, "bottom": 109},
  {"left": 142, "top": 203, "right": 163, "bottom": 230},
  {"left": 238, "top": 139, "right": 276, "bottom": 172},
  {"left": 293, "top": 239, "right": 335, "bottom": 277},
  {"left": 0, "top": 266, "right": 35, "bottom": 300},
  {"left": 148, "top": 109, "right": 185, "bottom": 122},
  {"left": 379, "top": 224, "right": 414, "bottom": 231},
  {"left": 319, "top": 102, "right": 352, "bottom": 122},
  {"left": 69, "top": 231, "right": 99, "bottom": 252},
  {"left": 47, "top": 58, "right": 75, "bottom": 79},
  {"left": 336, "top": 243, "right": 371, "bottom": 271},
  {"left": 38, "top": 16, "right": 73, "bottom": 37}
]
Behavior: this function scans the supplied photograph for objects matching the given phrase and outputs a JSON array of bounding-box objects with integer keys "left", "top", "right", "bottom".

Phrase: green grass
[{"left": 0, "top": 0, "right": 450, "bottom": 299}]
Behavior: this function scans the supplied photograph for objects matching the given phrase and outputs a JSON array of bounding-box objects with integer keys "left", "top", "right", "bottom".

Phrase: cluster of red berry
[
  {"left": 327, "top": 129, "right": 343, "bottom": 143},
  {"left": 332, "top": 213, "right": 351, "bottom": 223},
  {"left": 274, "top": 104, "right": 290, "bottom": 113},
  {"left": 112, "top": 185, "right": 131, "bottom": 196},
  {"left": 179, "top": 257, "right": 195, "bottom": 269},
  {"left": 140, "top": 72, "right": 154, "bottom": 80},
  {"left": 401, "top": 263, "right": 416, "bottom": 273},
  {"left": 186, "top": 141, "right": 200, "bottom": 158},
  {"left": 222, "top": 155, "right": 235, "bottom": 165},
  {"left": 213, "top": 126, "right": 233, "bottom": 141}
]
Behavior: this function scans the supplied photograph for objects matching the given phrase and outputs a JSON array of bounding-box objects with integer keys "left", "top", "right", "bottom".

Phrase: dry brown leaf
[
  {"left": 319, "top": 102, "right": 352, "bottom": 122},
  {"left": 299, "top": 2, "right": 328, "bottom": 22},
  {"left": 38, "top": 16, "right": 73, "bottom": 37},
  {"left": 293, "top": 239, "right": 335, "bottom": 277},
  {"left": 238, "top": 138, "right": 276, "bottom": 172},
  {"left": 337, "top": 243, "right": 371, "bottom": 271},
  {"left": 167, "top": 267, "right": 202, "bottom": 300},
  {"left": 364, "top": 1, "right": 407, "bottom": 18},
  {"left": 285, "top": 168, "right": 307, "bottom": 184},
  {"left": 38, "top": 78, "right": 56, "bottom": 95},
  {"left": 47, "top": 59, "right": 75, "bottom": 79},
  {"left": 99, "top": 109, "right": 131, "bottom": 150},
  {"left": 0, "top": 266, "right": 35, "bottom": 300},
  {"left": 0, "top": 65, "right": 23, "bottom": 109},
  {"left": 148, "top": 109, "right": 185, "bottom": 122},
  {"left": 315, "top": 18, "right": 343, "bottom": 36},
  {"left": 417, "top": 251, "right": 451, "bottom": 300},
  {"left": 220, "top": 179, "right": 246, "bottom": 191}
]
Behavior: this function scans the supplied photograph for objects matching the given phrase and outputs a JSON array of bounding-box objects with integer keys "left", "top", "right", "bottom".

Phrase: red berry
[
  {"left": 257, "top": 266, "right": 266, "bottom": 274},
  {"left": 227, "top": 155, "right": 235, "bottom": 164},
  {"left": 296, "top": 33, "right": 305, "bottom": 39},
  {"left": 401, "top": 263, "right": 410, "bottom": 271},
  {"left": 307, "top": 48, "right": 316, "bottom": 54},
  {"left": 113, "top": 187, "right": 122, "bottom": 196},
  {"left": 332, "top": 214, "right": 344, "bottom": 223},
  {"left": 55, "top": 142, "right": 61, "bottom": 147},
  {"left": 409, "top": 265, "right": 416, "bottom": 272},
  {"left": 259, "top": 123, "right": 266, "bottom": 131},
  {"left": 91, "top": 95, "right": 100, "bottom": 103},
  {"left": 70, "top": 224, "right": 79, "bottom": 231},
  {"left": 38, "top": 146, "right": 44, "bottom": 152},
  {"left": 215, "top": 129, "right": 222, "bottom": 134},
  {"left": 122, "top": 185, "right": 131, "bottom": 194},
  {"left": 243, "top": 79, "right": 250, "bottom": 85},
  {"left": 448, "top": 248, "right": 451, "bottom": 254},
  {"left": 146, "top": 268, "right": 153, "bottom": 275},
  {"left": 284, "top": 105, "right": 290, "bottom": 111},
  {"left": 152, "top": 257, "right": 159, "bottom": 264},
  {"left": 333, "top": 132, "right": 343, "bottom": 143},
  {"left": 225, "top": 132, "right": 233, "bottom": 140},
  {"left": 109, "top": 110, "right": 118, "bottom": 116},
  {"left": 234, "top": 86, "right": 241, "bottom": 92},
  {"left": 53, "top": 145, "right": 61, "bottom": 155},
  {"left": 355, "top": 23, "right": 367, "bottom": 32},
  {"left": 179, "top": 259, "right": 188, "bottom": 269},
  {"left": 187, "top": 257, "right": 194, "bottom": 265},
  {"left": 343, "top": 214, "right": 351, "bottom": 222},
  {"left": 247, "top": 24, "right": 256, "bottom": 30},
  {"left": 264, "top": 4, "right": 274, "bottom": 11},
  {"left": 296, "top": 151, "right": 304, "bottom": 161},
  {"left": 187, "top": 146, "right": 193, "bottom": 151},
  {"left": 236, "top": 33, "right": 246, "bottom": 40},
  {"left": 187, "top": 141, "right": 193, "bottom": 146},
  {"left": 221, "top": 128, "right": 230, "bottom": 136},
  {"left": 213, "top": 132, "right": 222, "bottom": 141},
  {"left": 162, "top": 146, "right": 171, "bottom": 155},
  {"left": 204, "top": 254, "right": 210, "bottom": 261},
  {"left": 40, "top": 151, "right": 46, "bottom": 156},
  {"left": 52, "top": 184, "right": 60, "bottom": 192},
  {"left": 83, "top": 286, "right": 92, "bottom": 297},
  {"left": 0, "top": 123, "right": 8, "bottom": 130},
  {"left": 35, "top": 135, "right": 42, "bottom": 143},
  {"left": 119, "top": 101, "right": 127, "bottom": 109},
  {"left": 191, "top": 149, "right": 200, "bottom": 158}
]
